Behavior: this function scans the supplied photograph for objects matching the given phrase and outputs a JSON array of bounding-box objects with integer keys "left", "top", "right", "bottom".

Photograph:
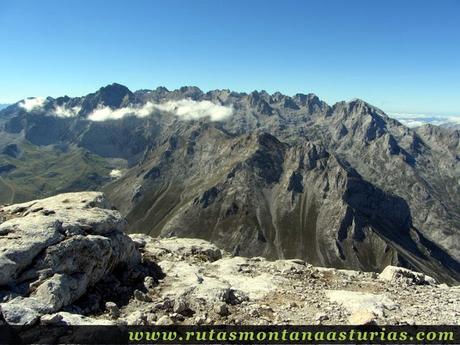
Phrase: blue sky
[{"left": 0, "top": 0, "right": 459, "bottom": 116}]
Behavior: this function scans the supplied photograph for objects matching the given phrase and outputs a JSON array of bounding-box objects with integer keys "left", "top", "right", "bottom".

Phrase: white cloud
[
  {"left": 388, "top": 112, "right": 434, "bottom": 119},
  {"left": 19, "top": 97, "right": 82, "bottom": 118},
  {"left": 153, "top": 99, "right": 233, "bottom": 121},
  {"left": 18, "top": 97, "right": 233, "bottom": 122},
  {"left": 53, "top": 105, "right": 81, "bottom": 118},
  {"left": 446, "top": 116, "right": 460, "bottom": 124},
  {"left": 87, "top": 99, "right": 233, "bottom": 122},
  {"left": 388, "top": 112, "right": 460, "bottom": 128},
  {"left": 87, "top": 102, "right": 157, "bottom": 121},
  {"left": 109, "top": 169, "right": 123, "bottom": 178},
  {"left": 19, "top": 97, "right": 46, "bottom": 111},
  {"left": 397, "top": 119, "right": 428, "bottom": 128}
]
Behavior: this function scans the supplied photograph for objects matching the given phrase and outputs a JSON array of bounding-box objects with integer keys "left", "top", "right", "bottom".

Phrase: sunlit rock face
[{"left": 0, "top": 192, "right": 140, "bottom": 326}]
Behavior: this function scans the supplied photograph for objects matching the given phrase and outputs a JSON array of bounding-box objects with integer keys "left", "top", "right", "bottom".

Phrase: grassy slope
[{"left": 0, "top": 142, "right": 116, "bottom": 203}]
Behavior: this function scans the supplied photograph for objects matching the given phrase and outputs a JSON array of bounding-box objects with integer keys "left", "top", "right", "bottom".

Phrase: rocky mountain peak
[
  {"left": 155, "top": 86, "right": 169, "bottom": 93},
  {"left": 248, "top": 91, "right": 273, "bottom": 115},
  {"left": 177, "top": 86, "right": 203, "bottom": 100},
  {"left": 291, "top": 93, "right": 329, "bottom": 116},
  {"left": 270, "top": 91, "right": 285, "bottom": 103},
  {"left": 80, "top": 83, "right": 134, "bottom": 115},
  {"left": 282, "top": 97, "right": 300, "bottom": 110},
  {"left": 415, "top": 123, "right": 460, "bottom": 154},
  {"left": 293, "top": 92, "right": 317, "bottom": 104}
]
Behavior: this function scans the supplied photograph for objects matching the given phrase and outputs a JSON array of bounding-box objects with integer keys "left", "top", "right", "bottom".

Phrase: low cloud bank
[
  {"left": 54, "top": 105, "right": 81, "bottom": 117},
  {"left": 19, "top": 97, "right": 80, "bottom": 117},
  {"left": 152, "top": 99, "right": 233, "bottom": 121},
  {"left": 88, "top": 99, "right": 233, "bottom": 122},
  {"left": 87, "top": 102, "right": 157, "bottom": 121},
  {"left": 447, "top": 116, "right": 460, "bottom": 124},
  {"left": 389, "top": 112, "right": 460, "bottom": 128},
  {"left": 18, "top": 97, "right": 233, "bottom": 122},
  {"left": 19, "top": 97, "right": 46, "bottom": 111}
]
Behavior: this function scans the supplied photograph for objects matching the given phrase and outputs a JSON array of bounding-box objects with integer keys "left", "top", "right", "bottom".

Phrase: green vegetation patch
[{"left": 0, "top": 141, "right": 116, "bottom": 203}]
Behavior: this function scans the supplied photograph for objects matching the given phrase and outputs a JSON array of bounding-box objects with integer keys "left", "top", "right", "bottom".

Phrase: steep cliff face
[{"left": 0, "top": 84, "right": 459, "bottom": 282}]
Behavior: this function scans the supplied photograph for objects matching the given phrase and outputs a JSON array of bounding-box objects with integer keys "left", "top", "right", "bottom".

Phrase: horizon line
[{"left": 1, "top": 82, "right": 459, "bottom": 118}]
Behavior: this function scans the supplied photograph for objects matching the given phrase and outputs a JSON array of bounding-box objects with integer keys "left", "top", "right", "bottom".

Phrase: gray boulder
[
  {"left": 379, "top": 266, "right": 437, "bottom": 285},
  {"left": 0, "top": 192, "right": 141, "bottom": 325}
]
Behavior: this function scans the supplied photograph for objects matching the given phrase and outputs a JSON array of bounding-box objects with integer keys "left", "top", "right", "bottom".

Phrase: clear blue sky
[{"left": 0, "top": 0, "right": 459, "bottom": 115}]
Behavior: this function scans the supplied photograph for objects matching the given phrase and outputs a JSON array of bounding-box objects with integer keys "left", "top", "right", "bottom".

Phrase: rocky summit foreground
[
  {"left": 0, "top": 192, "right": 459, "bottom": 327},
  {"left": 0, "top": 192, "right": 140, "bottom": 326}
]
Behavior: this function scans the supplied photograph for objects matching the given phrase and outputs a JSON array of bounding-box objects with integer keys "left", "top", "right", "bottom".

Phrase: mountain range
[{"left": 0, "top": 83, "right": 459, "bottom": 283}]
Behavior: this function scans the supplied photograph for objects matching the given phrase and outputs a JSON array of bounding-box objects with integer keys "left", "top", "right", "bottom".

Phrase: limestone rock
[
  {"left": 105, "top": 302, "right": 120, "bottom": 318},
  {"left": 40, "top": 312, "right": 114, "bottom": 326},
  {"left": 1, "top": 201, "right": 458, "bottom": 327},
  {"left": 379, "top": 266, "right": 437, "bottom": 285},
  {"left": 0, "top": 192, "right": 141, "bottom": 325},
  {"left": 315, "top": 313, "right": 329, "bottom": 322},
  {"left": 124, "top": 311, "right": 147, "bottom": 325},
  {"left": 214, "top": 303, "right": 230, "bottom": 316},
  {"left": 173, "top": 298, "right": 192, "bottom": 315},
  {"left": 348, "top": 309, "right": 377, "bottom": 325},
  {"left": 156, "top": 315, "right": 174, "bottom": 325},
  {"left": 326, "top": 290, "right": 398, "bottom": 317},
  {"left": 131, "top": 235, "right": 222, "bottom": 262}
]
